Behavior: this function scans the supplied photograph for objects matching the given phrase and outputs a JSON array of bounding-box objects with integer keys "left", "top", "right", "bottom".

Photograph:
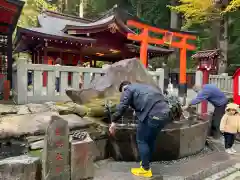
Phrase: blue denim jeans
[{"left": 136, "top": 112, "right": 170, "bottom": 170}]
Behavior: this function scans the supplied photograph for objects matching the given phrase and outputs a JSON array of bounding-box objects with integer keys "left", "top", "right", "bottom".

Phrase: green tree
[{"left": 18, "top": 0, "right": 58, "bottom": 28}]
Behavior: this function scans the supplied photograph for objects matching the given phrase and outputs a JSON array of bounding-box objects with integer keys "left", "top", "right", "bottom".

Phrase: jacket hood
[{"left": 225, "top": 103, "right": 239, "bottom": 111}]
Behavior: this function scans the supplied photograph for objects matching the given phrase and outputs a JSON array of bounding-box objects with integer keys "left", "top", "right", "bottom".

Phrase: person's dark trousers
[
  {"left": 211, "top": 103, "right": 227, "bottom": 139},
  {"left": 223, "top": 132, "right": 235, "bottom": 149},
  {"left": 136, "top": 112, "right": 170, "bottom": 170},
  {"left": 56, "top": 77, "right": 60, "bottom": 92}
]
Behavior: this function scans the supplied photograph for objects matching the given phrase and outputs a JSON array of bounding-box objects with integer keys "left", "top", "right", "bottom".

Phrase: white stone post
[
  {"left": 195, "top": 70, "right": 203, "bottom": 114},
  {"left": 15, "top": 58, "right": 28, "bottom": 104},
  {"left": 156, "top": 68, "right": 164, "bottom": 91}
]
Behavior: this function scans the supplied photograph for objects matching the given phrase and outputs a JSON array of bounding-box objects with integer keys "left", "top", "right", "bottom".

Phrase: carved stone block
[
  {"left": 0, "top": 155, "right": 41, "bottom": 180},
  {"left": 70, "top": 133, "right": 95, "bottom": 180}
]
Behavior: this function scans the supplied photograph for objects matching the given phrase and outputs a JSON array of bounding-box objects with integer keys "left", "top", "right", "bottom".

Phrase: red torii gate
[{"left": 126, "top": 20, "right": 197, "bottom": 95}]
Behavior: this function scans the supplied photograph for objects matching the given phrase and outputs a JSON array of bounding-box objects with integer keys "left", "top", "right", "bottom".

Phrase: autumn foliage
[{"left": 168, "top": 0, "right": 240, "bottom": 28}]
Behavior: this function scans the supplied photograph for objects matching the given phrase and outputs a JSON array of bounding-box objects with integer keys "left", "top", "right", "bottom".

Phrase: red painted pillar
[
  {"left": 140, "top": 28, "right": 149, "bottom": 67},
  {"left": 233, "top": 69, "right": 240, "bottom": 105},
  {"left": 201, "top": 69, "right": 209, "bottom": 114},
  {"left": 3, "top": 80, "right": 10, "bottom": 101}
]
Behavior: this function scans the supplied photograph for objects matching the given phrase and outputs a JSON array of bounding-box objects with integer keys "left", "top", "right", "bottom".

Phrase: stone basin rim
[{"left": 112, "top": 120, "right": 209, "bottom": 131}]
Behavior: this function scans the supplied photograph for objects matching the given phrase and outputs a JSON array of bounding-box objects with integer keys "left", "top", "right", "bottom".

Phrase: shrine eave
[
  {"left": 0, "top": 0, "right": 25, "bottom": 34},
  {"left": 14, "top": 27, "right": 97, "bottom": 53},
  {"left": 192, "top": 49, "right": 220, "bottom": 59}
]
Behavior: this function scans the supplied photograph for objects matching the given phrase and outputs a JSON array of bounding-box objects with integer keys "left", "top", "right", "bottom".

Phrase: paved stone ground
[
  {"left": 91, "top": 138, "right": 240, "bottom": 180},
  {"left": 223, "top": 141, "right": 240, "bottom": 179},
  {"left": 223, "top": 171, "right": 240, "bottom": 180}
]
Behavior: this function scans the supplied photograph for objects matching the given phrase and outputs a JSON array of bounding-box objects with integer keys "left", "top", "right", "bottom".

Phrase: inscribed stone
[{"left": 42, "top": 116, "right": 70, "bottom": 180}]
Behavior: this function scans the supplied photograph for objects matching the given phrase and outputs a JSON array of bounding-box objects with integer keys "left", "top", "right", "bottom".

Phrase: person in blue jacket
[
  {"left": 109, "top": 81, "right": 171, "bottom": 178},
  {"left": 183, "top": 84, "right": 228, "bottom": 138}
]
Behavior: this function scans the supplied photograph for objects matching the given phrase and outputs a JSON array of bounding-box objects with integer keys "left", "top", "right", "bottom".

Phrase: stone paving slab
[
  {"left": 94, "top": 171, "right": 163, "bottom": 180},
  {"left": 204, "top": 163, "right": 240, "bottom": 180},
  {"left": 223, "top": 172, "right": 240, "bottom": 180},
  {"left": 94, "top": 152, "right": 235, "bottom": 180}
]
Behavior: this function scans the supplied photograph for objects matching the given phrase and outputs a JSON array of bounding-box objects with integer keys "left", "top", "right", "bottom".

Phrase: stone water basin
[{"left": 109, "top": 115, "right": 210, "bottom": 161}]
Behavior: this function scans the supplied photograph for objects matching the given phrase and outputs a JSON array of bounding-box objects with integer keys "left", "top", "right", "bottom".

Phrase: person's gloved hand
[
  {"left": 109, "top": 122, "right": 117, "bottom": 135},
  {"left": 133, "top": 111, "right": 136, "bottom": 116}
]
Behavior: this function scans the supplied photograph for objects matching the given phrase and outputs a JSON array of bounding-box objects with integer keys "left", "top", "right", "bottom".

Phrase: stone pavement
[
  {"left": 93, "top": 153, "right": 234, "bottom": 180},
  {"left": 92, "top": 138, "right": 240, "bottom": 180}
]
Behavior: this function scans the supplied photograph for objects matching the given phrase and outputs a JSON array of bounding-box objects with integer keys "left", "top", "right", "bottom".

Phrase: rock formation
[{"left": 66, "top": 58, "right": 161, "bottom": 104}]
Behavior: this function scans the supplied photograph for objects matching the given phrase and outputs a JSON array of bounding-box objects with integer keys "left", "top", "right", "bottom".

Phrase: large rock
[
  {"left": 26, "top": 103, "right": 50, "bottom": 113},
  {"left": 0, "top": 155, "right": 41, "bottom": 180},
  {"left": 0, "top": 104, "right": 18, "bottom": 115},
  {"left": 0, "top": 112, "right": 94, "bottom": 139},
  {"left": 16, "top": 105, "right": 31, "bottom": 115},
  {"left": 109, "top": 115, "right": 210, "bottom": 161},
  {"left": 66, "top": 58, "right": 161, "bottom": 104}
]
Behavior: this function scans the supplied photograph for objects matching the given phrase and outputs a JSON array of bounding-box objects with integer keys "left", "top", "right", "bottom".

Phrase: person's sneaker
[
  {"left": 131, "top": 167, "right": 152, "bottom": 178},
  {"left": 225, "top": 148, "right": 235, "bottom": 154},
  {"left": 231, "top": 148, "right": 237, "bottom": 153}
]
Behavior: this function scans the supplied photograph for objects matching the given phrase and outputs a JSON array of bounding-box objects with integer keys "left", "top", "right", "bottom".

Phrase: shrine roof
[
  {"left": 14, "top": 27, "right": 97, "bottom": 52},
  {"left": 37, "top": 10, "right": 94, "bottom": 33},
  {"left": 62, "top": 5, "right": 197, "bottom": 36},
  {"left": 42, "top": 10, "right": 93, "bottom": 23},
  {"left": 14, "top": 6, "right": 173, "bottom": 55},
  {"left": 0, "top": 0, "right": 24, "bottom": 34},
  {"left": 17, "top": 27, "right": 96, "bottom": 42},
  {"left": 62, "top": 6, "right": 135, "bottom": 34},
  {"left": 192, "top": 49, "right": 220, "bottom": 59}
]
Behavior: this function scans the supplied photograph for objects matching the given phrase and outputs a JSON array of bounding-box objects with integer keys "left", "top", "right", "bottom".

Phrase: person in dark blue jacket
[
  {"left": 183, "top": 84, "right": 228, "bottom": 138},
  {"left": 109, "top": 81, "right": 171, "bottom": 178}
]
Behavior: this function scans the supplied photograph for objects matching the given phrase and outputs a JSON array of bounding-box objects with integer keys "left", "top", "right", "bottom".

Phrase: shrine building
[
  {"left": 14, "top": 7, "right": 173, "bottom": 67},
  {"left": 0, "top": 0, "right": 24, "bottom": 83}
]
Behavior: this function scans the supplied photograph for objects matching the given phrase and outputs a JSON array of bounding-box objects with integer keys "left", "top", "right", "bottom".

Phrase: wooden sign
[
  {"left": 163, "top": 32, "right": 173, "bottom": 45},
  {"left": 42, "top": 116, "right": 70, "bottom": 180}
]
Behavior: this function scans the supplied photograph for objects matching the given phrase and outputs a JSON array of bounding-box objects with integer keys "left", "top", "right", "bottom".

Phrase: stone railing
[
  {"left": 209, "top": 74, "right": 233, "bottom": 96},
  {"left": 12, "top": 62, "right": 164, "bottom": 104}
]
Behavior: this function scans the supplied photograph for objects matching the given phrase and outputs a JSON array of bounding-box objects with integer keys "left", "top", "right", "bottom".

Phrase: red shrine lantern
[{"left": 233, "top": 68, "right": 240, "bottom": 105}]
